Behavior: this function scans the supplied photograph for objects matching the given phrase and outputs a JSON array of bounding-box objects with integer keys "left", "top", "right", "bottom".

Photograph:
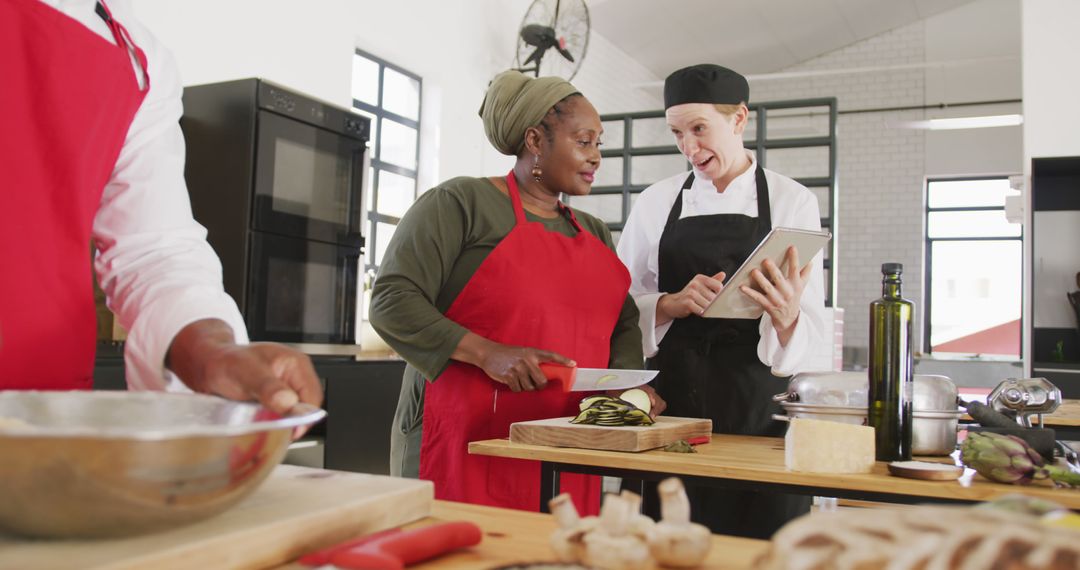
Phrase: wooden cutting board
[
  {"left": 509, "top": 416, "right": 713, "bottom": 452},
  {"left": 0, "top": 465, "right": 433, "bottom": 570}
]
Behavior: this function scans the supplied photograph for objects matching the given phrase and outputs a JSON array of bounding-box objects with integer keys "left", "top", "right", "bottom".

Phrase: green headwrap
[{"left": 478, "top": 70, "right": 580, "bottom": 156}]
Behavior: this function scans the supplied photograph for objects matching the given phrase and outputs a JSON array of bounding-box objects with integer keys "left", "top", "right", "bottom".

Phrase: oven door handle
[{"left": 341, "top": 249, "right": 362, "bottom": 343}]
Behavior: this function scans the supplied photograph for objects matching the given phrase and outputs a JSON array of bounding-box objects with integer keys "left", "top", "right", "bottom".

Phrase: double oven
[{"left": 182, "top": 79, "right": 370, "bottom": 347}]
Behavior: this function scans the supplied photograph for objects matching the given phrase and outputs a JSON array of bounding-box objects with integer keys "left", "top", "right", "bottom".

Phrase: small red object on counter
[
  {"left": 686, "top": 436, "right": 711, "bottom": 445},
  {"left": 315, "top": 521, "right": 483, "bottom": 570},
  {"left": 298, "top": 527, "right": 402, "bottom": 566}
]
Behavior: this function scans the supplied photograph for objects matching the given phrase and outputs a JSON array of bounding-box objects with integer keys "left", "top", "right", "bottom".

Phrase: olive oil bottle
[{"left": 868, "top": 262, "right": 913, "bottom": 461}]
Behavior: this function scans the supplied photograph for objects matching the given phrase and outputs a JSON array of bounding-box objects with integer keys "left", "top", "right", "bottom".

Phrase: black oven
[
  {"left": 247, "top": 233, "right": 358, "bottom": 344},
  {"left": 253, "top": 110, "right": 365, "bottom": 245},
  {"left": 182, "top": 79, "right": 370, "bottom": 345}
]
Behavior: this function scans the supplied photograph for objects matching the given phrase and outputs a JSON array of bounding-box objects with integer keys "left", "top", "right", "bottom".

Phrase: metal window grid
[
  {"left": 923, "top": 176, "right": 1024, "bottom": 355},
  {"left": 571, "top": 97, "right": 839, "bottom": 307},
  {"left": 352, "top": 48, "right": 422, "bottom": 274}
]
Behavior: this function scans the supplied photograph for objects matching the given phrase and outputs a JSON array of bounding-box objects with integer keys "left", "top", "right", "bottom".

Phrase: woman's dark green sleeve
[
  {"left": 577, "top": 212, "right": 645, "bottom": 369},
  {"left": 609, "top": 294, "right": 645, "bottom": 369},
  {"left": 369, "top": 189, "right": 470, "bottom": 380}
]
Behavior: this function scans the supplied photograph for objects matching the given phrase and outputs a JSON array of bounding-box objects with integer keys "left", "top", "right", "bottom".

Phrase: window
[
  {"left": 351, "top": 49, "right": 421, "bottom": 319},
  {"left": 925, "top": 178, "right": 1022, "bottom": 358}
]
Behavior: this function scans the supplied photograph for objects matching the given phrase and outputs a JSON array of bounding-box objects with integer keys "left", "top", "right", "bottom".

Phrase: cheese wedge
[{"left": 784, "top": 418, "right": 875, "bottom": 474}]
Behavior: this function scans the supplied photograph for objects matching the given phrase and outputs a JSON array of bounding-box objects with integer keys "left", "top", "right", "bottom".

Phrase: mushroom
[
  {"left": 582, "top": 492, "right": 655, "bottom": 570},
  {"left": 547, "top": 493, "right": 598, "bottom": 563},
  {"left": 647, "top": 478, "right": 711, "bottom": 568},
  {"left": 621, "top": 489, "right": 657, "bottom": 540}
]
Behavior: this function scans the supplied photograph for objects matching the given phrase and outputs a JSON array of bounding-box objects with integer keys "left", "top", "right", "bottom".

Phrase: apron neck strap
[
  {"left": 94, "top": 0, "right": 149, "bottom": 92},
  {"left": 666, "top": 165, "right": 772, "bottom": 229},
  {"left": 506, "top": 171, "right": 582, "bottom": 231},
  {"left": 753, "top": 164, "right": 772, "bottom": 230},
  {"left": 505, "top": 170, "right": 528, "bottom": 225},
  {"left": 557, "top": 201, "right": 584, "bottom": 232}
]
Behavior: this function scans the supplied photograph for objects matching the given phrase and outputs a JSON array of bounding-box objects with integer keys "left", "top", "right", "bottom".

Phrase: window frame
[
  {"left": 923, "top": 175, "right": 1024, "bottom": 358},
  {"left": 351, "top": 48, "right": 422, "bottom": 276}
]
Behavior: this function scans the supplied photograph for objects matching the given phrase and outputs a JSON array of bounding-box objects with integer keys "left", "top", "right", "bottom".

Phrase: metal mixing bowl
[{"left": 0, "top": 390, "right": 326, "bottom": 538}]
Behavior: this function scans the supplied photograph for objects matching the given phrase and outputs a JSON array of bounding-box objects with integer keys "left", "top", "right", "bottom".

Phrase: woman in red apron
[
  {"left": 370, "top": 71, "right": 663, "bottom": 513},
  {"left": 0, "top": 0, "right": 321, "bottom": 414}
]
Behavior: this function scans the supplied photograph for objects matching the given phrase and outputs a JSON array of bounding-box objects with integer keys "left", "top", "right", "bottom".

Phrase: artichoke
[{"left": 960, "top": 432, "right": 1080, "bottom": 488}]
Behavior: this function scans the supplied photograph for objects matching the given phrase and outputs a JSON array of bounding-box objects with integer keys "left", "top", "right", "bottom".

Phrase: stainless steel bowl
[{"left": 0, "top": 390, "right": 326, "bottom": 538}]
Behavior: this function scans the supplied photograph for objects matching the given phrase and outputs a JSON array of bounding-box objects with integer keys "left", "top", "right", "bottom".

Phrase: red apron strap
[
  {"left": 95, "top": 0, "right": 149, "bottom": 92},
  {"left": 506, "top": 170, "right": 585, "bottom": 232},
  {"left": 557, "top": 202, "right": 584, "bottom": 233},
  {"left": 505, "top": 170, "right": 528, "bottom": 225}
]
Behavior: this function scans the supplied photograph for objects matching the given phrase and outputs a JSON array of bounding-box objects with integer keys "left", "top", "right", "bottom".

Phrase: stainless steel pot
[{"left": 773, "top": 371, "right": 962, "bottom": 456}]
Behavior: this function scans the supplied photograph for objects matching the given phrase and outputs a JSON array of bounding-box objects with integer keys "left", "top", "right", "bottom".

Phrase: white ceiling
[{"left": 589, "top": 0, "right": 979, "bottom": 77}]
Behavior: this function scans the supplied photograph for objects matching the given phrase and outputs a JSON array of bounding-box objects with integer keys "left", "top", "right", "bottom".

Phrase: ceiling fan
[{"left": 514, "top": 0, "right": 590, "bottom": 80}]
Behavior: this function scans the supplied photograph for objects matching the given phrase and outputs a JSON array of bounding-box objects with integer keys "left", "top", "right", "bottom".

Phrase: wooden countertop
[
  {"left": 470, "top": 434, "right": 1080, "bottom": 509},
  {"left": 277, "top": 500, "right": 768, "bottom": 569},
  {"left": 957, "top": 395, "right": 1080, "bottom": 428},
  {"left": 1045, "top": 399, "right": 1080, "bottom": 427}
]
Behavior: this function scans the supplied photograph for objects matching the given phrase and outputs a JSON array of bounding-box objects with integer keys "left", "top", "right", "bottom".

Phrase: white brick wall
[
  {"left": 574, "top": 32, "right": 663, "bottom": 114},
  {"left": 750, "top": 23, "right": 929, "bottom": 359}
]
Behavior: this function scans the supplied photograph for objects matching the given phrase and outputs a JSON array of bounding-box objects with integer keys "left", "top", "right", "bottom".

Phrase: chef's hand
[
  {"left": 607, "top": 383, "right": 667, "bottom": 419},
  {"left": 166, "top": 319, "right": 324, "bottom": 415},
  {"left": 739, "top": 246, "right": 812, "bottom": 346},
  {"left": 453, "top": 332, "right": 575, "bottom": 392},
  {"left": 656, "top": 271, "right": 726, "bottom": 325}
]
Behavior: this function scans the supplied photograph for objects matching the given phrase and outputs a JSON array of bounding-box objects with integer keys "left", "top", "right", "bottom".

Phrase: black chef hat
[{"left": 664, "top": 64, "right": 749, "bottom": 109}]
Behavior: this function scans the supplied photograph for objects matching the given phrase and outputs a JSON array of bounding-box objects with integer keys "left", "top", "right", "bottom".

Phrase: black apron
[{"left": 647, "top": 167, "right": 810, "bottom": 539}]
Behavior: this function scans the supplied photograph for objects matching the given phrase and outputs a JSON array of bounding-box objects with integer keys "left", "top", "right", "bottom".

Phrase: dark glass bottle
[{"left": 868, "top": 262, "right": 914, "bottom": 461}]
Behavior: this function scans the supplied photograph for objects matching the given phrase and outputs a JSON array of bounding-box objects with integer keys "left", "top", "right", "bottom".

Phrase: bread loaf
[{"left": 756, "top": 505, "right": 1080, "bottom": 569}]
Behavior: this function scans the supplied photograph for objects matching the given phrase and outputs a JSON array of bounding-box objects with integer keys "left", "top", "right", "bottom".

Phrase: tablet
[{"left": 702, "top": 227, "right": 832, "bottom": 319}]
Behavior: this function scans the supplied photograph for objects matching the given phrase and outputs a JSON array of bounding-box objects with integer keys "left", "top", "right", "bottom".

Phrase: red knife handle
[
  {"left": 330, "top": 521, "right": 483, "bottom": 570},
  {"left": 298, "top": 527, "right": 402, "bottom": 566},
  {"left": 539, "top": 363, "right": 576, "bottom": 392}
]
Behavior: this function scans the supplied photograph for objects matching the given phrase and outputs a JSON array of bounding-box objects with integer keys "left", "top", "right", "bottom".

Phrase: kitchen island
[
  {"left": 469, "top": 433, "right": 1080, "bottom": 511},
  {"left": 277, "top": 500, "right": 768, "bottom": 569}
]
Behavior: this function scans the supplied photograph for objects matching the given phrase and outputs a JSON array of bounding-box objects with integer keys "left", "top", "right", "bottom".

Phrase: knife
[{"left": 540, "top": 363, "right": 658, "bottom": 392}]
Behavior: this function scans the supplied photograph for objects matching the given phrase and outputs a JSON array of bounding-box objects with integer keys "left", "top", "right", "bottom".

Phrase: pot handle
[
  {"left": 772, "top": 392, "right": 795, "bottom": 403},
  {"left": 772, "top": 414, "right": 791, "bottom": 422}
]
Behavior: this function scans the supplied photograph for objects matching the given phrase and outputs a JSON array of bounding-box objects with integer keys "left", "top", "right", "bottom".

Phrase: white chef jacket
[
  {"left": 616, "top": 151, "right": 826, "bottom": 376},
  {"left": 41, "top": 0, "right": 249, "bottom": 391}
]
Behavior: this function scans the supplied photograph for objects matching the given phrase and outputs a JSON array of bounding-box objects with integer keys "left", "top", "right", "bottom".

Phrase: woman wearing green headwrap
[{"left": 370, "top": 71, "right": 663, "bottom": 513}]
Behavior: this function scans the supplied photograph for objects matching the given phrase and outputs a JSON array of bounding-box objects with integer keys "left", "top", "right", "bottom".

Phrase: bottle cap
[{"left": 882, "top": 262, "right": 903, "bottom": 275}]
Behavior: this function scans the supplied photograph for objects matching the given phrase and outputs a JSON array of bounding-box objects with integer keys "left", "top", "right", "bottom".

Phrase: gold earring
[{"left": 531, "top": 155, "right": 542, "bottom": 182}]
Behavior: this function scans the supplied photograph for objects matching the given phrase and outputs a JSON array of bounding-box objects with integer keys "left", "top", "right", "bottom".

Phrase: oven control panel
[{"left": 258, "top": 81, "right": 370, "bottom": 141}]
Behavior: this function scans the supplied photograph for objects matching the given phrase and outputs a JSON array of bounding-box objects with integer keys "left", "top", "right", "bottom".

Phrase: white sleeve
[
  {"left": 617, "top": 183, "right": 675, "bottom": 358},
  {"left": 91, "top": 31, "right": 247, "bottom": 392},
  {"left": 757, "top": 186, "right": 827, "bottom": 376}
]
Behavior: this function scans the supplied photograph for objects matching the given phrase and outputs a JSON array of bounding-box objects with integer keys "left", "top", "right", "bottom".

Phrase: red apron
[
  {"left": 0, "top": 0, "right": 149, "bottom": 389},
  {"left": 419, "top": 172, "right": 631, "bottom": 514}
]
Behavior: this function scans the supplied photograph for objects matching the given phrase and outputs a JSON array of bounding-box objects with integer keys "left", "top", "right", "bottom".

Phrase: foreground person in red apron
[
  {"left": 0, "top": 0, "right": 321, "bottom": 413},
  {"left": 370, "top": 71, "right": 664, "bottom": 513}
]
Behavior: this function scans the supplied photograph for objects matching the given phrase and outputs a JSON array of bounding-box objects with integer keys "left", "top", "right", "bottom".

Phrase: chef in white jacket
[
  {"left": 617, "top": 64, "right": 825, "bottom": 539},
  {"left": 0, "top": 0, "right": 321, "bottom": 414}
]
